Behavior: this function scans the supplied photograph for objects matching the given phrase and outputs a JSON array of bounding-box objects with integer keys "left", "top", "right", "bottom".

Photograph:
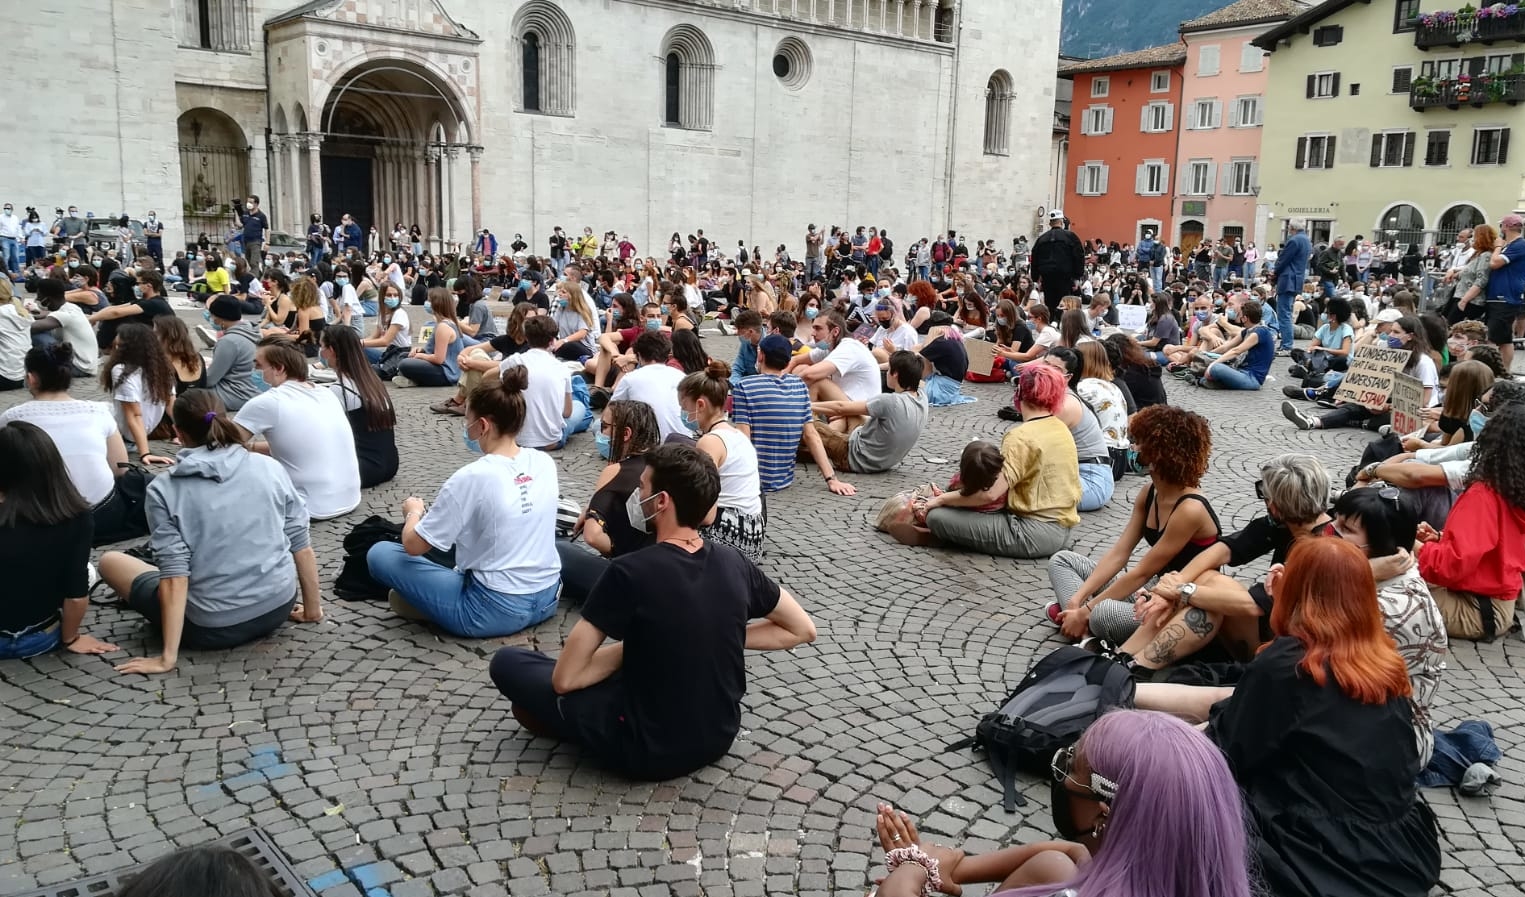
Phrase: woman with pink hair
[{"left": 921, "top": 362, "right": 1080, "bottom": 558}]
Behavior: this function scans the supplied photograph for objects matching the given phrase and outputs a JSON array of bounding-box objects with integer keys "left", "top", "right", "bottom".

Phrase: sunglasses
[{"left": 1051, "top": 745, "right": 1118, "bottom": 801}]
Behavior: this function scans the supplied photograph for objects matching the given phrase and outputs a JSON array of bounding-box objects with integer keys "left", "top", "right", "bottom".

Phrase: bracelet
[
  {"left": 62, "top": 636, "right": 80, "bottom": 647},
  {"left": 824, "top": 474, "right": 837, "bottom": 483},
  {"left": 884, "top": 845, "right": 942, "bottom": 897}
]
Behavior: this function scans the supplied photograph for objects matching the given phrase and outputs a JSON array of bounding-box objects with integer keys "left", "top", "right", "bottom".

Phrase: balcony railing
[
  {"left": 1410, "top": 73, "right": 1525, "bottom": 109},
  {"left": 1415, "top": 13, "right": 1525, "bottom": 49}
]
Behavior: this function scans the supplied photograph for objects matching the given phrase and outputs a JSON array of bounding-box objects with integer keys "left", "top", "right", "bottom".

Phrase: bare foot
[
  {"left": 290, "top": 606, "right": 324, "bottom": 623},
  {"left": 875, "top": 804, "right": 964, "bottom": 895}
]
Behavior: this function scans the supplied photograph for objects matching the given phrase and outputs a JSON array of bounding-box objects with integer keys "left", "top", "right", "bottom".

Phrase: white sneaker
[
  {"left": 394, "top": 376, "right": 415, "bottom": 388},
  {"left": 194, "top": 325, "right": 218, "bottom": 349},
  {"left": 86, "top": 562, "right": 100, "bottom": 592},
  {"left": 716, "top": 319, "right": 734, "bottom": 336},
  {"left": 308, "top": 365, "right": 337, "bottom": 384}
]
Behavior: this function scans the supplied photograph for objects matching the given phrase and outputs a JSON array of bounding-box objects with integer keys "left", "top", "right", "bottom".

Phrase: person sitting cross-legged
[
  {"left": 368, "top": 368, "right": 563, "bottom": 639},
  {"left": 785, "top": 310, "right": 882, "bottom": 417},
  {"left": 488, "top": 443, "right": 817, "bottom": 781},
  {"left": 922, "top": 362, "right": 1080, "bottom": 558},
  {"left": 1114, "top": 453, "right": 1335, "bottom": 672},
  {"left": 100, "top": 390, "right": 324, "bottom": 675},
  {"left": 735, "top": 334, "right": 856, "bottom": 496},
  {"left": 804, "top": 349, "right": 929, "bottom": 476}
]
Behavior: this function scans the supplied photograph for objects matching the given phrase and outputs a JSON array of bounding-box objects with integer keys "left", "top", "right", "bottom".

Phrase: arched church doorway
[{"left": 318, "top": 59, "right": 474, "bottom": 248}]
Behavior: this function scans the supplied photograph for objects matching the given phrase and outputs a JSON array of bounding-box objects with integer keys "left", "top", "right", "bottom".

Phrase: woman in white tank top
[{"left": 677, "top": 361, "right": 765, "bottom": 562}]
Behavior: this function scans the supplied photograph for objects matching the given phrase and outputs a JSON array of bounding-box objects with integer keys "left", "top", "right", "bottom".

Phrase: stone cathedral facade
[{"left": 6, "top": 0, "right": 1060, "bottom": 255}]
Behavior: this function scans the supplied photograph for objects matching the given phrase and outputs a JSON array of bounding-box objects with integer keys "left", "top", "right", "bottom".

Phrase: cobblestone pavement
[{"left": 1, "top": 313, "right": 1523, "bottom": 897}]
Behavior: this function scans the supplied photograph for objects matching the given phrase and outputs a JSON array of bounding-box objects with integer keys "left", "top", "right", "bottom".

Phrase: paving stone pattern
[{"left": 1, "top": 320, "right": 1522, "bottom": 897}]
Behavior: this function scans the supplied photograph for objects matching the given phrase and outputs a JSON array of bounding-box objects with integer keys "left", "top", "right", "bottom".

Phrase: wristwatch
[{"left": 1179, "top": 582, "right": 1198, "bottom": 607}]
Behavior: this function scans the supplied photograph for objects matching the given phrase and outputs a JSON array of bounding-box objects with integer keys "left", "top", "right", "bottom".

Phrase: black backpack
[
  {"left": 332, "top": 515, "right": 403, "bottom": 600},
  {"left": 879, "top": 237, "right": 894, "bottom": 260},
  {"left": 947, "top": 646, "right": 1135, "bottom": 812}
]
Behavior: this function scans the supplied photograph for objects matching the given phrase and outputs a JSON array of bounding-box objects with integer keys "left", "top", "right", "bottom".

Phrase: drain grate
[{"left": 11, "top": 828, "right": 315, "bottom": 897}]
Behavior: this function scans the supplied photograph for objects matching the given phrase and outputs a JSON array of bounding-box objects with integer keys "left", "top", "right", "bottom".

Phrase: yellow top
[
  {"left": 1001, "top": 415, "right": 1081, "bottom": 528},
  {"left": 206, "top": 268, "right": 230, "bottom": 294}
]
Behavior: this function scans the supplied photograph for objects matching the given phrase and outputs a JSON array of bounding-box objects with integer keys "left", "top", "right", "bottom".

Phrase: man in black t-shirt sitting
[{"left": 489, "top": 443, "right": 817, "bottom": 780}]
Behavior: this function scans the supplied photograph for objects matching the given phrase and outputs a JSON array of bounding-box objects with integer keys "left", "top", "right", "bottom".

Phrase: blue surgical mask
[
  {"left": 1387, "top": 335, "right": 1405, "bottom": 349},
  {"left": 595, "top": 431, "right": 612, "bottom": 459},
  {"left": 383, "top": 256, "right": 392, "bottom": 265},
  {"left": 202, "top": 310, "right": 211, "bottom": 321},
  {"left": 462, "top": 425, "right": 483, "bottom": 454},
  {"left": 557, "top": 299, "right": 569, "bottom": 309},
  {"left": 660, "top": 304, "right": 671, "bottom": 316},
  {"left": 336, "top": 277, "right": 349, "bottom": 287},
  {"left": 1195, "top": 310, "right": 1210, "bottom": 322},
  {"left": 805, "top": 307, "right": 819, "bottom": 319},
  {"left": 67, "top": 260, "right": 79, "bottom": 269},
  {"left": 680, "top": 409, "right": 700, "bottom": 433},
  {"left": 995, "top": 316, "right": 1009, "bottom": 327},
  {"left": 250, "top": 370, "right": 269, "bottom": 392},
  {"left": 132, "top": 286, "right": 143, "bottom": 300},
  {"left": 645, "top": 318, "right": 661, "bottom": 331},
  {"left": 384, "top": 297, "right": 401, "bottom": 309},
  {"left": 519, "top": 279, "right": 532, "bottom": 292},
  {"left": 1227, "top": 307, "right": 1239, "bottom": 323}
]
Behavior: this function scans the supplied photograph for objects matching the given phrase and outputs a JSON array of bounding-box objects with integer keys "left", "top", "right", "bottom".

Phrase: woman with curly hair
[
  {"left": 1046, "top": 404, "right": 1221, "bottom": 644},
  {"left": 1417, "top": 400, "right": 1525, "bottom": 640},
  {"left": 101, "top": 323, "right": 176, "bottom": 465},
  {"left": 904, "top": 279, "right": 943, "bottom": 332}
]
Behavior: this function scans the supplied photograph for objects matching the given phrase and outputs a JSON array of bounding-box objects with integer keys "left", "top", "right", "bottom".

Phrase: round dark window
[{"left": 773, "top": 54, "right": 791, "bottom": 78}]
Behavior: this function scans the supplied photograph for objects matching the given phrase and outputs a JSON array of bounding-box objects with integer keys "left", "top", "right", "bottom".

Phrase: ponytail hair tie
[{"left": 203, "top": 411, "right": 217, "bottom": 423}]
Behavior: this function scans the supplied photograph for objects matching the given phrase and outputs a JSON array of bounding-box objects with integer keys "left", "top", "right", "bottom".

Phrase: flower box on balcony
[{"left": 1416, "top": 3, "right": 1525, "bottom": 48}]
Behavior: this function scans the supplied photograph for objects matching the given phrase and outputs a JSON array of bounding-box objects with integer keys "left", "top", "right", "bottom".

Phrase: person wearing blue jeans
[
  {"left": 1273, "top": 221, "right": 1312, "bottom": 351},
  {"left": 1202, "top": 302, "right": 1275, "bottom": 391},
  {"left": 368, "top": 365, "right": 564, "bottom": 638}
]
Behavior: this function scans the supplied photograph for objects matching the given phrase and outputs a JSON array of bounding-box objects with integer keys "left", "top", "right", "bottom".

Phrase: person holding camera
[{"left": 0, "top": 203, "right": 23, "bottom": 276}]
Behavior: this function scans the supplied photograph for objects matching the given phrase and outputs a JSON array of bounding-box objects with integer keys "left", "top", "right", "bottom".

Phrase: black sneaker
[
  {"left": 1316, "top": 396, "right": 1339, "bottom": 409},
  {"left": 1282, "top": 385, "right": 1309, "bottom": 400},
  {"left": 996, "top": 405, "right": 1022, "bottom": 422},
  {"left": 1281, "top": 400, "right": 1314, "bottom": 430},
  {"left": 1288, "top": 363, "right": 1308, "bottom": 380}
]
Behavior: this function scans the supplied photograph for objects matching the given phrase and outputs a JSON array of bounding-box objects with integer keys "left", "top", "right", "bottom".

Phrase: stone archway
[
  {"left": 177, "top": 108, "right": 250, "bottom": 245},
  {"left": 316, "top": 59, "right": 475, "bottom": 250}
]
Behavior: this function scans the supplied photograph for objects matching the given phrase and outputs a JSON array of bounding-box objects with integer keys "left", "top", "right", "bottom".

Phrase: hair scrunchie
[{"left": 203, "top": 411, "right": 217, "bottom": 423}]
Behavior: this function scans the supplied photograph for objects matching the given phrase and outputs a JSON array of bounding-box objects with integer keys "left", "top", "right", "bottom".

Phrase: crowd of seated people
[{"left": 10, "top": 218, "right": 1525, "bottom": 897}]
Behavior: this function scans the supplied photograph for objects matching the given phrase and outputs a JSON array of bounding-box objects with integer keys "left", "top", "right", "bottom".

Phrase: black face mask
[{"left": 1050, "top": 777, "right": 1103, "bottom": 841}]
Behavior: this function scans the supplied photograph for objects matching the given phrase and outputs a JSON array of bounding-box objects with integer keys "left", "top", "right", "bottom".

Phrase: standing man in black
[
  {"left": 549, "top": 226, "right": 568, "bottom": 277},
  {"left": 236, "top": 195, "right": 268, "bottom": 267},
  {"left": 1030, "top": 209, "right": 1085, "bottom": 314}
]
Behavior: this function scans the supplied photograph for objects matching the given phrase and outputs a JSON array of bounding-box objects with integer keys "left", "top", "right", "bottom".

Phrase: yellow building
[{"left": 1253, "top": 0, "right": 1524, "bottom": 250}]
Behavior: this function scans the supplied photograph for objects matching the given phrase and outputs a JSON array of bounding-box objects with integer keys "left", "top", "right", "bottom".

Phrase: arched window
[
  {"left": 1378, "top": 203, "right": 1426, "bottom": 250},
  {"left": 512, "top": 1, "right": 576, "bottom": 115},
  {"left": 984, "top": 70, "right": 1014, "bottom": 156},
  {"left": 184, "top": 0, "right": 250, "bottom": 51},
  {"left": 1437, "top": 203, "right": 1485, "bottom": 246},
  {"left": 659, "top": 25, "right": 716, "bottom": 131},
  {"left": 522, "top": 32, "right": 542, "bottom": 112}
]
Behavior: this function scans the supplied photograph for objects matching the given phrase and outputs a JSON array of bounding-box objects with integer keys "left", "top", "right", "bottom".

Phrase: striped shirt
[{"left": 731, "top": 373, "right": 811, "bottom": 492}]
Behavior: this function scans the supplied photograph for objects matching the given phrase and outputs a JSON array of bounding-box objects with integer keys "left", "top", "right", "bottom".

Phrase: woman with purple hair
[{"left": 872, "top": 709, "right": 1253, "bottom": 897}]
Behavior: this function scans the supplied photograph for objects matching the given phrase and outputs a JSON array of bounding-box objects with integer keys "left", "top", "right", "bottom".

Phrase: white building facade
[{"left": 3, "top": 0, "right": 1060, "bottom": 257}]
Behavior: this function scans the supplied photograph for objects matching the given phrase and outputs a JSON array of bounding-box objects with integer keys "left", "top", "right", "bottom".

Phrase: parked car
[{"left": 85, "top": 217, "right": 145, "bottom": 258}]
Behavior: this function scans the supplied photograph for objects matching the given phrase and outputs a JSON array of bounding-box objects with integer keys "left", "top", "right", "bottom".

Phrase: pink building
[{"left": 1174, "top": 0, "right": 1306, "bottom": 257}]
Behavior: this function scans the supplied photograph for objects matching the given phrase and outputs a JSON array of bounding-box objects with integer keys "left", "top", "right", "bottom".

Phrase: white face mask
[{"left": 625, "top": 489, "right": 658, "bottom": 534}]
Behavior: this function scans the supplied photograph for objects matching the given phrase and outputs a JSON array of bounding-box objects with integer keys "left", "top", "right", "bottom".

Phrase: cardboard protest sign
[
  {"left": 1389, "top": 372, "right": 1425, "bottom": 436},
  {"left": 1333, "top": 344, "right": 1412, "bottom": 410},
  {"left": 964, "top": 336, "right": 996, "bottom": 377}
]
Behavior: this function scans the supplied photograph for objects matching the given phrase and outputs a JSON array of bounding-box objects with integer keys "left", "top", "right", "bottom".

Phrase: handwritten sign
[
  {"left": 964, "top": 336, "right": 996, "bottom": 377},
  {"left": 1333, "top": 344, "right": 1412, "bottom": 410},
  {"left": 1389, "top": 372, "right": 1425, "bottom": 435},
  {"left": 1116, "top": 304, "right": 1147, "bottom": 333}
]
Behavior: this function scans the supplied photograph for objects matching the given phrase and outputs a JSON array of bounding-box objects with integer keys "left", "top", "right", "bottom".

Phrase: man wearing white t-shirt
[
  {"left": 497, "top": 316, "right": 580, "bottom": 450},
  {"left": 611, "top": 330, "right": 688, "bottom": 441},
  {"left": 786, "top": 310, "right": 881, "bottom": 431},
  {"left": 29, "top": 279, "right": 99, "bottom": 375},
  {"left": 235, "top": 338, "right": 361, "bottom": 519}
]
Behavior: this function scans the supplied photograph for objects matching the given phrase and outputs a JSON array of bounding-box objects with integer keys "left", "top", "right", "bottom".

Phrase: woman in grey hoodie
[{"left": 98, "top": 389, "right": 324, "bottom": 675}]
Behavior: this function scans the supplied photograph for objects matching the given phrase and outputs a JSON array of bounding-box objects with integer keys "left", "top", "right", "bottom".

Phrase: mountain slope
[{"left": 1061, "top": 0, "right": 1225, "bottom": 58}]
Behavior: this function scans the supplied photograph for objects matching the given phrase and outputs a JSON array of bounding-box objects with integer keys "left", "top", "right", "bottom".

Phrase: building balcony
[
  {"left": 1415, "top": 12, "right": 1525, "bottom": 49},
  {"left": 1410, "top": 73, "right": 1525, "bottom": 109}
]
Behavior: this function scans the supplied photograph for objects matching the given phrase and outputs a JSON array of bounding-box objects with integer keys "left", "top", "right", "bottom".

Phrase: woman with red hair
[
  {"left": 904, "top": 279, "right": 942, "bottom": 332},
  {"left": 1206, "top": 537, "right": 1440, "bottom": 897},
  {"left": 922, "top": 363, "right": 1080, "bottom": 558}
]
